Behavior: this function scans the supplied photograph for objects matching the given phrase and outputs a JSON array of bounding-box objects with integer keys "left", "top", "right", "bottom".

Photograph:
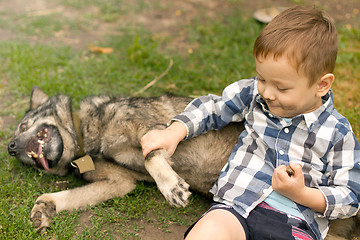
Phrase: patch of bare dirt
[
  {"left": 73, "top": 209, "right": 191, "bottom": 240},
  {"left": 135, "top": 221, "right": 188, "bottom": 240},
  {"left": 0, "top": 0, "right": 358, "bottom": 51}
]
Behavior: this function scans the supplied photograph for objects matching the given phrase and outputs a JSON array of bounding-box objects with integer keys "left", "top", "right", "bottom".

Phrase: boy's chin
[{"left": 268, "top": 108, "right": 296, "bottom": 119}]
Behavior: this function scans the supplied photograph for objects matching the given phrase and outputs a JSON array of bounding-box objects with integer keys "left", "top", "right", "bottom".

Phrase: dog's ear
[{"left": 30, "top": 86, "right": 49, "bottom": 109}]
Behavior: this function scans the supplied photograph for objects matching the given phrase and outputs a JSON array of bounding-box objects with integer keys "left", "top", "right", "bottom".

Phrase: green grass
[{"left": 0, "top": 1, "right": 359, "bottom": 239}]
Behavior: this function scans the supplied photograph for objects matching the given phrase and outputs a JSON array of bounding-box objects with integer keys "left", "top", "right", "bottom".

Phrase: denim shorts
[{"left": 184, "top": 202, "right": 316, "bottom": 240}]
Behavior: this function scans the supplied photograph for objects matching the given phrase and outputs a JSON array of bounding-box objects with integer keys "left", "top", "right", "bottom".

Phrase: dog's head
[{"left": 8, "top": 87, "right": 79, "bottom": 176}]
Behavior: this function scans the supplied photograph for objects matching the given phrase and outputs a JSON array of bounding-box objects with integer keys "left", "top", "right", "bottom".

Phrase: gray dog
[{"left": 8, "top": 87, "right": 359, "bottom": 239}]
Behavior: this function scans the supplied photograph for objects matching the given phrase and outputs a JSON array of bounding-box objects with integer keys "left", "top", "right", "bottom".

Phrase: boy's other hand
[
  {"left": 272, "top": 163, "right": 326, "bottom": 213},
  {"left": 272, "top": 163, "right": 305, "bottom": 200}
]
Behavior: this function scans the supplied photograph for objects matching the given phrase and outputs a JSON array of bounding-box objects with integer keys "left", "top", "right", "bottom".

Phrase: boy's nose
[{"left": 262, "top": 88, "right": 275, "bottom": 101}]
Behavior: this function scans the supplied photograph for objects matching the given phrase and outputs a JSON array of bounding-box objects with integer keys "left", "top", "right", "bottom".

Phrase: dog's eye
[{"left": 19, "top": 123, "right": 27, "bottom": 132}]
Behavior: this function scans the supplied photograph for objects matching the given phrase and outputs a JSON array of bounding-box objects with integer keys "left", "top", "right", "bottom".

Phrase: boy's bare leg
[{"left": 185, "top": 209, "right": 246, "bottom": 240}]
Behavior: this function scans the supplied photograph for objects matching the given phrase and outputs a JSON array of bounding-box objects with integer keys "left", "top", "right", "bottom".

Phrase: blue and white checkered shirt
[{"left": 173, "top": 78, "right": 360, "bottom": 240}]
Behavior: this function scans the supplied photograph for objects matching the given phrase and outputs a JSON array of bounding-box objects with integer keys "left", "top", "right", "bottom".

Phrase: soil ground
[
  {"left": 0, "top": 0, "right": 359, "bottom": 51},
  {"left": 0, "top": 0, "right": 359, "bottom": 239}
]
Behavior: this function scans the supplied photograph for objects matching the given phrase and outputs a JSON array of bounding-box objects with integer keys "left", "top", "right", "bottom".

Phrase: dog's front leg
[
  {"left": 145, "top": 149, "right": 191, "bottom": 207},
  {"left": 30, "top": 171, "right": 137, "bottom": 232}
]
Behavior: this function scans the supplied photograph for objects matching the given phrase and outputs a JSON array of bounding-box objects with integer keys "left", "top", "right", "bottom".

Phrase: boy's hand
[
  {"left": 272, "top": 162, "right": 326, "bottom": 213},
  {"left": 141, "top": 129, "right": 177, "bottom": 158},
  {"left": 272, "top": 163, "right": 305, "bottom": 200},
  {"left": 141, "top": 121, "right": 187, "bottom": 158}
]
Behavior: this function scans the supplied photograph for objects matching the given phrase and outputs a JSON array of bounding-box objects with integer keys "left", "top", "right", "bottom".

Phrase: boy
[{"left": 141, "top": 6, "right": 360, "bottom": 240}]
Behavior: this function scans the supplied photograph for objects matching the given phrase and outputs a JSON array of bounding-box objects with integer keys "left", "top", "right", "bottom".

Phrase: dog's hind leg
[
  {"left": 145, "top": 149, "right": 191, "bottom": 207},
  {"left": 325, "top": 217, "right": 357, "bottom": 240}
]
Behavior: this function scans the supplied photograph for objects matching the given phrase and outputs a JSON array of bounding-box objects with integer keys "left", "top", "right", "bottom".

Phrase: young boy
[{"left": 141, "top": 6, "right": 360, "bottom": 240}]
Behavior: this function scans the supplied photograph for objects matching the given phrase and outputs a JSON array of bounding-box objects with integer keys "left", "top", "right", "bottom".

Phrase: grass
[{"left": 0, "top": 1, "right": 359, "bottom": 239}]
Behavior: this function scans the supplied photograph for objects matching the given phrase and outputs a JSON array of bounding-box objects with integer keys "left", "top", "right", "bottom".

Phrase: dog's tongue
[{"left": 38, "top": 143, "right": 49, "bottom": 171}]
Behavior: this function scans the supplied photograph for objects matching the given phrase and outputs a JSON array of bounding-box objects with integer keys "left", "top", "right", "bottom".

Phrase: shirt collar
[
  {"left": 255, "top": 90, "right": 334, "bottom": 130},
  {"left": 302, "top": 90, "right": 334, "bottom": 130}
]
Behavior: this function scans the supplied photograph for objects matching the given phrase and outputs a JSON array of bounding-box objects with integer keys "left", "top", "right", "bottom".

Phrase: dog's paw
[
  {"left": 160, "top": 176, "right": 191, "bottom": 208},
  {"left": 29, "top": 200, "right": 56, "bottom": 233},
  {"left": 144, "top": 149, "right": 192, "bottom": 207}
]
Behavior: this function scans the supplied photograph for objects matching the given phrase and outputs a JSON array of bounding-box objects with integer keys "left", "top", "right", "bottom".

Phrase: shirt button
[
  {"left": 279, "top": 150, "right": 285, "bottom": 155},
  {"left": 268, "top": 113, "right": 274, "bottom": 118},
  {"left": 263, "top": 188, "right": 270, "bottom": 194},
  {"left": 284, "top": 128, "right": 289, "bottom": 133}
]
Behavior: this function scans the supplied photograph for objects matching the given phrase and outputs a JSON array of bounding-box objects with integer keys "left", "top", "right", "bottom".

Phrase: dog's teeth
[
  {"left": 38, "top": 140, "right": 45, "bottom": 144},
  {"left": 27, "top": 153, "right": 32, "bottom": 158},
  {"left": 29, "top": 151, "right": 39, "bottom": 158},
  {"left": 39, "top": 153, "right": 44, "bottom": 158}
]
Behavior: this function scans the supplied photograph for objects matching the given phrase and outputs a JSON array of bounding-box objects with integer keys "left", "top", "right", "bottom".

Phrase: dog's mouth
[{"left": 26, "top": 127, "right": 53, "bottom": 171}]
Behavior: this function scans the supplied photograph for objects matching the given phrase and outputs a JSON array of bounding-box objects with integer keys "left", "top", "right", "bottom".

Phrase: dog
[
  {"left": 7, "top": 86, "right": 241, "bottom": 232},
  {"left": 7, "top": 87, "right": 359, "bottom": 239}
]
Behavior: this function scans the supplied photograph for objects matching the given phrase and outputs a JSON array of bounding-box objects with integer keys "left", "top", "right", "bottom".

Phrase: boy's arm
[
  {"left": 274, "top": 132, "right": 360, "bottom": 219},
  {"left": 173, "top": 79, "right": 255, "bottom": 140},
  {"left": 316, "top": 131, "right": 360, "bottom": 219},
  {"left": 141, "top": 79, "right": 255, "bottom": 158},
  {"left": 141, "top": 121, "right": 187, "bottom": 158}
]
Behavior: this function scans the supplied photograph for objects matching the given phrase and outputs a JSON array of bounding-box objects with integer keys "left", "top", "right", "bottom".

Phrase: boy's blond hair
[{"left": 253, "top": 6, "right": 338, "bottom": 85}]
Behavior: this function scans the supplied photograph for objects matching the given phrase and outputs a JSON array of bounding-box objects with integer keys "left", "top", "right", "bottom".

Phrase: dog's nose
[{"left": 8, "top": 140, "right": 18, "bottom": 156}]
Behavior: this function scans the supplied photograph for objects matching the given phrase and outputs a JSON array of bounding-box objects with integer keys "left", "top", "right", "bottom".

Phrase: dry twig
[{"left": 135, "top": 59, "right": 174, "bottom": 95}]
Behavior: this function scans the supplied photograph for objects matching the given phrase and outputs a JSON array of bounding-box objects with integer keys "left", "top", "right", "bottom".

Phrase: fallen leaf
[
  {"left": 88, "top": 45, "right": 114, "bottom": 54},
  {"left": 166, "top": 83, "right": 178, "bottom": 90}
]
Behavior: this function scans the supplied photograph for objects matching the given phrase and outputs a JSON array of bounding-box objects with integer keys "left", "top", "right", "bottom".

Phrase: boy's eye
[
  {"left": 19, "top": 123, "right": 27, "bottom": 132},
  {"left": 277, "top": 87, "right": 289, "bottom": 92}
]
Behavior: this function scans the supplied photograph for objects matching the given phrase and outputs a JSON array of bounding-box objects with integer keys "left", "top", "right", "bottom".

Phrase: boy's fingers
[
  {"left": 274, "top": 165, "right": 289, "bottom": 181},
  {"left": 142, "top": 143, "right": 155, "bottom": 158},
  {"left": 289, "top": 162, "right": 303, "bottom": 172},
  {"left": 275, "top": 165, "right": 287, "bottom": 173},
  {"left": 141, "top": 132, "right": 149, "bottom": 144},
  {"left": 291, "top": 162, "right": 303, "bottom": 168},
  {"left": 142, "top": 146, "right": 147, "bottom": 158},
  {"left": 141, "top": 132, "right": 156, "bottom": 157}
]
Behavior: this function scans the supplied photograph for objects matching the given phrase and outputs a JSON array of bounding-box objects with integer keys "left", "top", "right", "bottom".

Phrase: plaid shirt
[{"left": 173, "top": 78, "right": 360, "bottom": 240}]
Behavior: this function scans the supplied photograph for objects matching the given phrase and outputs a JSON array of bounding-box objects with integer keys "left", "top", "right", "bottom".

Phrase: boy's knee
[{"left": 186, "top": 209, "right": 245, "bottom": 240}]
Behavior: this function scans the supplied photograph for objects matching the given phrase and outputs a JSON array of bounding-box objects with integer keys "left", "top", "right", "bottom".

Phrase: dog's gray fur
[{"left": 8, "top": 87, "right": 359, "bottom": 239}]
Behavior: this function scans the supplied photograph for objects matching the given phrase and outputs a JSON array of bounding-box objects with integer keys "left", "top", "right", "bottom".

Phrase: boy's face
[{"left": 255, "top": 56, "right": 323, "bottom": 118}]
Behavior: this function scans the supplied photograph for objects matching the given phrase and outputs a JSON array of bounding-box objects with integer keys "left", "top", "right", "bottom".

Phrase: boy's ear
[{"left": 316, "top": 73, "right": 334, "bottom": 97}]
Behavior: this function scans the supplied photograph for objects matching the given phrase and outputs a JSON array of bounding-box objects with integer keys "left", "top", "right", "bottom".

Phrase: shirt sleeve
[
  {"left": 172, "top": 78, "right": 256, "bottom": 139},
  {"left": 318, "top": 131, "right": 360, "bottom": 220}
]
